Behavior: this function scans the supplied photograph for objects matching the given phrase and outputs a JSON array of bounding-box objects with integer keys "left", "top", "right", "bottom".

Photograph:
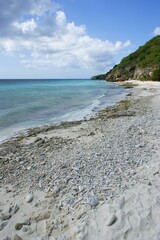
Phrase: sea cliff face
[{"left": 92, "top": 36, "right": 160, "bottom": 81}]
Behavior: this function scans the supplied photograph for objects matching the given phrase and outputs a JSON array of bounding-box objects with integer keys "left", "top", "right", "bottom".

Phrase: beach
[{"left": 0, "top": 81, "right": 160, "bottom": 240}]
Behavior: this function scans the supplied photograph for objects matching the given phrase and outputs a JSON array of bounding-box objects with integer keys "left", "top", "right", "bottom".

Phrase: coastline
[
  {"left": 0, "top": 80, "right": 129, "bottom": 144},
  {"left": 0, "top": 79, "right": 127, "bottom": 142},
  {"left": 0, "top": 80, "right": 160, "bottom": 240}
]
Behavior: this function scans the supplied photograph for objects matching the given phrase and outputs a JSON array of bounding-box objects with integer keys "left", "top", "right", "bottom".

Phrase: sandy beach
[{"left": 0, "top": 80, "right": 160, "bottom": 240}]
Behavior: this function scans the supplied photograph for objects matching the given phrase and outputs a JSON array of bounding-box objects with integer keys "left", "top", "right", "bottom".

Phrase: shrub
[{"left": 152, "top": 68, "right": 160, "bottom": 81}]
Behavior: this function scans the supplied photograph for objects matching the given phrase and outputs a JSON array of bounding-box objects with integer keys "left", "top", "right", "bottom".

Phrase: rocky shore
[{"left": 0, "top": 81, "right": 160, "bottom": 240}]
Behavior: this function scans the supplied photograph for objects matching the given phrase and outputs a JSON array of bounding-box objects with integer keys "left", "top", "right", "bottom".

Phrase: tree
[{"left": 152, "top": 68, "right": 160, "bottom": 81}]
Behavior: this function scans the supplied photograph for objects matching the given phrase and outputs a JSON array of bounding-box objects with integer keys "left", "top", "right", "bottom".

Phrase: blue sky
[{"left": 0, "top": 0, "right": 160, "bottom": 79}]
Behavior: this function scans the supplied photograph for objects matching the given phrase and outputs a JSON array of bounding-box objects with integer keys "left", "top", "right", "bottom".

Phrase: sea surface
[{"left": 0, "top": 79, "right": 128, "bottom": 141}]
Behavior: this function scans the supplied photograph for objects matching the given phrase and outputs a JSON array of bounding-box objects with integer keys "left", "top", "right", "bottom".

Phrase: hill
[{"left": 92, "top": 36, "right": 160, "bottom": 81}]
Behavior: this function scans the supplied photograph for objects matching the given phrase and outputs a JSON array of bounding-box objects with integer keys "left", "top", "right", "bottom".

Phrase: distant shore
[{"left": 1, "top": 80, "right": 160, "bottom": 240}]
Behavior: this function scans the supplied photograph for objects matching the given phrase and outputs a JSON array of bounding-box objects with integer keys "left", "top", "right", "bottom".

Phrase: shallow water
[{"left": 0, "top": 79, "right": 127, "bottom": 141}]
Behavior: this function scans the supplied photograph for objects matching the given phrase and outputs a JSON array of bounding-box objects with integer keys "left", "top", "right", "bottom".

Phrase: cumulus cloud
[
  {"left": 0, "top": 0, "right": 131, "bottom": 72},
  {"left": 153, "top": 27, "right": 160, "bottom": 36},
  {"left": 13, "top": 19, "right": 37, "bottom": 34}
]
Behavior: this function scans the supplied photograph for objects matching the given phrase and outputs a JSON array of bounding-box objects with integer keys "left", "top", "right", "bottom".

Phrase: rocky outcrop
[{"left": 92, "top": 36, "right": 160, "bottom": 81}]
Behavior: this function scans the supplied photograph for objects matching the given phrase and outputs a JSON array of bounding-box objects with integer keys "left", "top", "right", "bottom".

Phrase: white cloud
[
  {"left": 13, "top": 19, "right": 37, "bottom": 33},
  {"left": 56, "top": 11, "right": 67, "bottom": 27},
  {"left": 0, "top": 0, "right": 131, "bottom": 74},
  {"left": 153, "top": 27, "right": 160, "bottom": 36}
]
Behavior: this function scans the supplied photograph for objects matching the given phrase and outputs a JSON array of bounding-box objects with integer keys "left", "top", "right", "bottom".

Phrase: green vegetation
[
  {"left": 117, "top": 36, "right": 160, "bottom": 70},
  {"left": 152, "top": 68, "right": 160, "bottom": 81},
  {"left": 92, "top": 36, "right": 160, "bottom": 81}
]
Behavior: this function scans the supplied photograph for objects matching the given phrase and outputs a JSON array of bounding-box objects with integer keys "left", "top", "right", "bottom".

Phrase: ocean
[{"left": 0, "top": 79, "right": 128, "bottom": 141}]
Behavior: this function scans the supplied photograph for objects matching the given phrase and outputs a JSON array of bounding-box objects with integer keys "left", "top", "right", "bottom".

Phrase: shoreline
[
  {"left": 0, "top": 81, "right": 130, "bottom": 144},
  {"left": 1, "top": 80, "right": 160, "bottom": 240}
]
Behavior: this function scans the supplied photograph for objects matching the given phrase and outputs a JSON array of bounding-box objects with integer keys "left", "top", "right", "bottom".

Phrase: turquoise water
[{"left": 0, "top": 79, "right": 127, "bottom": 141}]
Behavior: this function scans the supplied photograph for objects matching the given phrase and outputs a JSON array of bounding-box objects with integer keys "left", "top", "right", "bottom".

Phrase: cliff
[{"left": 92, "top": 36, "right": 160, "bottom": 81}]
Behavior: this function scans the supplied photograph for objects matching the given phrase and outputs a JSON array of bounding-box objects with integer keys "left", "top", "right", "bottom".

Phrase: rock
[
  {"left": 0, "top": 174, "right": 4, "bottom": 180},
  {"left": 25, "top": 193, "right": 33, "bottom": 203},
  {"left": 0, "top": 221, "right": 8, "bottom": 231},
  {"left": 15, "top": 223, "right": 23, "bottom": 230},
  {"left": 27, "top": 166, "right": 32, "bottom": 170},
  {"left": 87, "top": 195, "right": 99, "bottom": 207},
  {"left": 22, "top": 219, "right": 31, "bottom": 225},
  {"left": 148, "top": 181, "right": 152, "bottom": 186},
  {"left": 1, "top": 212, "right": 11, "bottom": 221},
  {"left": 13, "top": 234, "right": 23, "bottom": 240},
  {"left": 9, "top": 205, "right": 19, "bottom": 214},
  {"left": 14, "top": 205, "right": 19, "bottom": 214},
  {"left": 106, "top": 214, "right": 117, "bottom": 226},
  {"left": 5, "top": 188, "right": 12, "bottom": 193},
  {"left": 22, "top": 227, "right": 28, "bottom": 232}
]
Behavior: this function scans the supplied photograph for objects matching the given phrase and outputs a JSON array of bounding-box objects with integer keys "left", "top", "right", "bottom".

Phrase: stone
[
  {"left": 3, "top": 237, "right": 11, "bottom": 240},
  {"left": 22, "top": 219, "right": 31, "bottom": 225},
  {"left": 15, "top": 223, "right": 23, "bottom": 230},
  {"left": 0, "top": 221, "right": 8, "bottom": 231},
  {"left": 22, "top": 227, "right": 28, "bottom": 232},
  {"left": 9, "top": 205, "right": 19, "bottom": 214},
  {"left": 0, "top": 174, "right": 4, "bottom": 180},
  {"left": 25, "top": 193, "right": 33, "bottom": 203},
  {"left": 87, "top": 195, "right": 99, "bottom": 207},
  {"left": 148, "top": 181, "right": 152, "bottom": 186},
  {"left": 106, "top": 214, "right": 117, "bottom": 226},
  {"left": 13, "top": 234, "right": 23, "bottom": 240},
  {"left": 1, "top": 212, "right": 11, "bottom": 221}
]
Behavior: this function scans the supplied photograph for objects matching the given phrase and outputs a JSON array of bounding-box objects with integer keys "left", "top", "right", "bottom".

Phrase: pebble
[
  {"left": 106, "top": 214, "right": 117, "bottom": 226},
  {"left": 22, "top": 219, "right": 31, "bottom": 225},
  {"left": 25, "top": 193, "right": 33, "bottom": 203},
  {"left": 87, "top": 195, "right": 99, "bottom": 207},
  {"left": 13, "top": 234, "right": 23, "bottom": 240},
  {"left": 9, "top": 205, "right": 19, "bottom": 214},
  {"left": 15, "top": 223, "right": 23, "bottom": 230},
  {"left": 0, "top": 174, "right": 4, "bottom": 180},
  {"left": 22, "top": 227, "right": 28, "bottom": 232},
  {"left": 0, "top": 221, "right": 8, "bottom": 231},
  {"left": 1, "top": 212, "right": 11, "bottom": 221}
]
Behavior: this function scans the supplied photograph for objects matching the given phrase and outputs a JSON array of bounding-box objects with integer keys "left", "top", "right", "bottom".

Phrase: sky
[{"left": 0, "top": 0, "right": 160, "bottom": 79}]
